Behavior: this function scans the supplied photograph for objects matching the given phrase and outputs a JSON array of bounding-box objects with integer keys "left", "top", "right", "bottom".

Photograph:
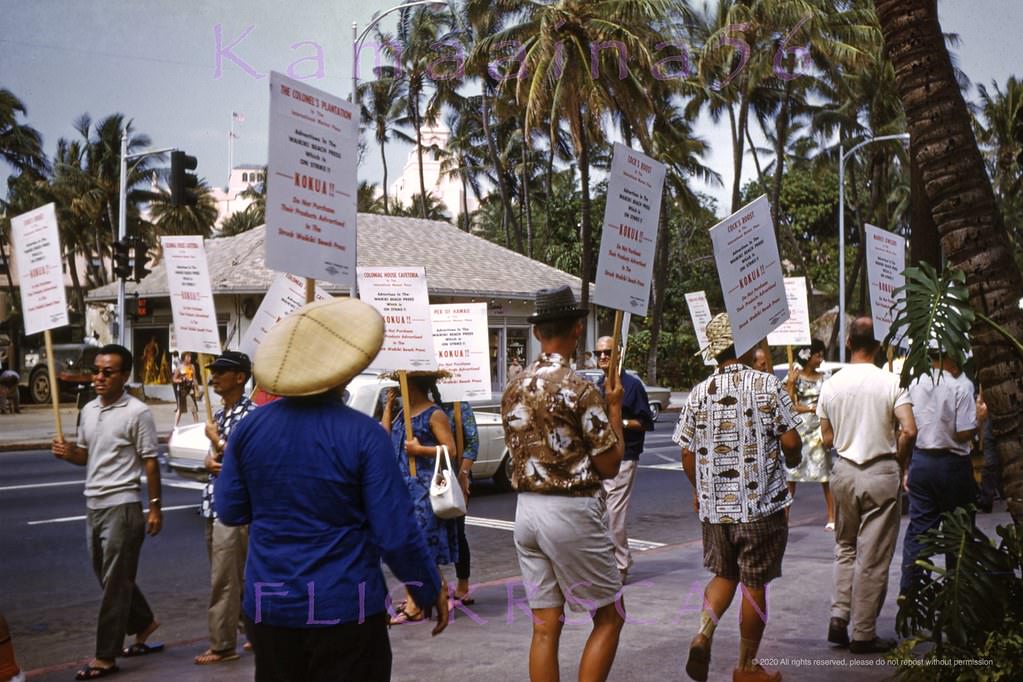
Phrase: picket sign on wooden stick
[
  {"left": 44, "top": 330, "right": 64, "bottom": 441},
  {"left": 198, "top": 354, "right": 214, "bottom": 422},
  {"left": 398, "top": 370, "right": 416, "bottom": 476},
  {"left": 305, "top": 278, "right": 316, "bottom": 304},
  {"left": 786, "top": 345, "right": 795, "bottom": 374}
]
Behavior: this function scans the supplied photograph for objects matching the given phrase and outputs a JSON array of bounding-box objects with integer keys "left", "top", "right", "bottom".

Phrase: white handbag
[{"left": 429, "top": 445, "right": 467, "bottom": 519}]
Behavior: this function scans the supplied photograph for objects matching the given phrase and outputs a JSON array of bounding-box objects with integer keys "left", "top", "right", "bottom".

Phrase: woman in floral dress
[
  {"left": 381, "top": 371, "right": 458, "bottom": 623},
  {"left": 785, "top": 339, "right": 836, "bottom": 529}
]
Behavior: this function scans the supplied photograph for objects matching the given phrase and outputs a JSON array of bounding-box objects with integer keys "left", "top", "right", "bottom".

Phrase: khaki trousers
[
  {"left": 602, "top": 459, "right": 638, "bottom": 572},
  {"left": 204, "top": 518, "right": 248, "bottom": 653},
  {"left": 830, "top": 456, "right": 901, "bottom": 641}
]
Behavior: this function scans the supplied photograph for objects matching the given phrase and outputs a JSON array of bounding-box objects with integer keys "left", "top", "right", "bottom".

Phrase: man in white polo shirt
[
  {"left": 52, "top": 344, "right": 163, "bottom": 680},
  {"left": 817, "top": 318, "right": 916, "bottom": 654},
  {"left": 899, "top": 346, "right": 976, "bottom": 596}
]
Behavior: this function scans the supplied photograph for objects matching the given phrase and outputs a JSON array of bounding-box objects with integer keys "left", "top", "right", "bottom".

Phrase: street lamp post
[
  {"left": 350, "top": 0, "right": 448, "bottom": 103},
  {"left": 837, "top": 132, "right": 910, "bottom": 362}
]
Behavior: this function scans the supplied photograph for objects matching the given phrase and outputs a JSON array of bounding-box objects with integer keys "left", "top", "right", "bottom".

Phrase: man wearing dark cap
[
  {"left": 501, "top": 285, "right": 626, "bottom": 681},
  {"left": 195, "top": 350, "right": 256, "bottom": 665}
]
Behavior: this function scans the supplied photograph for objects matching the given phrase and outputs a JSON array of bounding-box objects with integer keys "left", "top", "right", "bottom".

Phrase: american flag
[{"left": 232, "top": 111, "right": 245, "bottom": 123}]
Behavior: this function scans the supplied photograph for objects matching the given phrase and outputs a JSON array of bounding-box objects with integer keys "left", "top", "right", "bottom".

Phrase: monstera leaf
[{"left": 884, "top": 262, "right": 974, "bottom": 388}]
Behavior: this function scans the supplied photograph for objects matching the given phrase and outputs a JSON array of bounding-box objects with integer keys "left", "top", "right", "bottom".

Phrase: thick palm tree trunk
[
  {"left": 412, "top": 99, "right": 428, "bottom": 220},
  {"left": 577, "top": 109, "right": 593, "bottom": 317},
  {"left": 380, "top": 140, "right": 390, "bottom": 215},
  {"left": 65, "top": 245, "right": 86, "bottom": 316},
  {"left": 480, "top": 86, "right": 517, "bottom": 249},
  {"left": 646, "top": 193, "right": 671, "bottom": 384},
  {"left": 876, "top": 0, "right": 1023, "bottom": 522},
  {"left": 731, "top": 94, "right": 751, "bottom": 212}
]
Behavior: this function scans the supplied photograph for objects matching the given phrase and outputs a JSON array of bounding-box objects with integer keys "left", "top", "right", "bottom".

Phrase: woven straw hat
[
  {"left": 253, "top": 298, "right": 384, "bottom": 396},
  {"left": 527, "top": 285, "right": 588, "bottom": 324},
  {"left": 696, "top": 312, "right": 734, "bottom": 360}
]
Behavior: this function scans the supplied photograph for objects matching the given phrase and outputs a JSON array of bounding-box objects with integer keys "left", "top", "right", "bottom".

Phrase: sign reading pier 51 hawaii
[{"left": 265, "top": 71, "right": 358, "bottom": 288}]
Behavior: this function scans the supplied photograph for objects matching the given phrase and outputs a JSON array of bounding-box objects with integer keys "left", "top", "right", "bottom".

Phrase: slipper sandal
[
  {"left": 122, "top": 642, "right": 165, "bottom": 657},
  {"left": 195, "top": 649, "right": 241, "bottom": 665},
  {"left": 453, "top": 594, "right": 476, "bottom": 606},
  {"left": 75, "top": 664, "right": 120, "bottom": 680},
  {"left": 389, "top": 607, "right": 425, "bottom": 625}
]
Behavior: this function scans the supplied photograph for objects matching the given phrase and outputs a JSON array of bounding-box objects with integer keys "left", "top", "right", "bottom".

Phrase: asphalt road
[{"left": 0, "top": 419, "right": 775, "bottom": 672}]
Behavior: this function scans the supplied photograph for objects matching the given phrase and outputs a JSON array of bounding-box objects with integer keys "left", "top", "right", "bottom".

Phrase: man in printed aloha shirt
[
  {"left": 501, "top": 285, "right": 626, "bottom": 681},
  {"left": 674, "top": 314, "right": 802, "bottom": 682},
  {"left": 196, "top": 351, "right": 256, "bottom": 665}
]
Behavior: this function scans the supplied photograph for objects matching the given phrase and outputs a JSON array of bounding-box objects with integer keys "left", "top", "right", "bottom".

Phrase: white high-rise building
[
  {"left": 210, "top": 165, "right": 265, "bottom": 228},
  {"left": 389, "top": 123, "right": 477, "bottom": 221}
]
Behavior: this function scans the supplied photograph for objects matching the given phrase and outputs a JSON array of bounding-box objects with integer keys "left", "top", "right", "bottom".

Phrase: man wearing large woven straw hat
[
  {"left": 673, "top": 313, "right": 802, "bottom": 682},
  {"left": 501, "top": 285, "right": 627, "bottom": 681},
  {"left": 215, "top": 298, "right": 448, "bottom": 681}
]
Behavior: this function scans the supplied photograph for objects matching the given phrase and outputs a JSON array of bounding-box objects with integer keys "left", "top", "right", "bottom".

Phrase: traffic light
[
  {"left": 132, "top": 238, "right": 150, "bottom": 282},
  {"left": 170, "top": 150, "right": 199, "bottom": 206},
  {"left": 137, "top": 297, "right": 148, "bottom": 317},
  {"left": 112, "top": 239, "right": 131, "bottom": 280}
]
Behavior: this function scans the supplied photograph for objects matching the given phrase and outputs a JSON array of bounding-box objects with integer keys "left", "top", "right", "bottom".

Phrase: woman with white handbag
[{"left": 381, "top": 370, "right": 461, "bottom": 625}]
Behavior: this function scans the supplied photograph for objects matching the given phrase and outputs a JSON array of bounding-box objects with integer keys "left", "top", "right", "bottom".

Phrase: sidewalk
[
  {"left": 0, "top": 401, "right": 184, "bottom": 452},
  {"left": 21, "top": 504, "right": 1013, "bottom": 681}
]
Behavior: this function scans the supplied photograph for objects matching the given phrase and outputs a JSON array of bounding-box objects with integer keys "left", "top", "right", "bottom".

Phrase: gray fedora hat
[{"left": 527, "top": 285, "right": 589, "bottom": 324}]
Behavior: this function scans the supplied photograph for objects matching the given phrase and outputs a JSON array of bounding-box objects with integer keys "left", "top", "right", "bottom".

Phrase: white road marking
[
  {"left": 638, "top": 462, "right": 683, "bottom": 471},
  {"left": 465, "top": 516, "right": 665, "bottom": 551},
  {"left": 27, "top": 504, "right": 197, "bottom": 525},
  {"left": 0, "top": 480, "right": 83, "bottom": 492}
]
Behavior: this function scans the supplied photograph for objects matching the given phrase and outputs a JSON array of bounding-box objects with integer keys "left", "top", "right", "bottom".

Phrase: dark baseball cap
[{"left": 206, "top": 350, "right": 252, "bottom": 375}]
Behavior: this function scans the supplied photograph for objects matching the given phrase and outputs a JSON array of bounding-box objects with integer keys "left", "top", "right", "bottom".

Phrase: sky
[{"left": 2, "top": 0, "right": 1021, "bottom": 218}]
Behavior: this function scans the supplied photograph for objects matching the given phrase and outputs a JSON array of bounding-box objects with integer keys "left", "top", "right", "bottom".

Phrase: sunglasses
[
  {"left": 89, "top": 367, "right": 126, "bottom": 377},
  {"left": 593, "top": 350, "right": 614, "bottom": 357}
]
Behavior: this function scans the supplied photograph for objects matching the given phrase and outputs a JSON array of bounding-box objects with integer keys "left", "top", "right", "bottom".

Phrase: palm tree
[
  {"left": 357, "top": 180, "right": 386, "bottom": 213},
  {"left": 147, "top": 182, "right": 218, "bottom": 238},
  {"left": 359, "top": 66, "right": 407, "bottom": 215},
  {"left": 874, "top": 0, "right": 1023, "bottom": 523},
  {"left": 219, "top": 208, "right": 261, "bottom": 237},
  {"left": 391, "top": 192, "right": 450, "bottom": 222},
  {"left": 975, "top": 77, "right": 1023, "bottom": 268}
]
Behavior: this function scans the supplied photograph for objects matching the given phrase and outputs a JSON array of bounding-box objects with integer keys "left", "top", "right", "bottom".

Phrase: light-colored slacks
[
  {"left": 602, "top": 459, "right": 638, "bottom": 573},
  {"left": 204, "top": 518, "right": 248, "bottom": 653},
  {"left": 830, "top": 456, "right": 901, "bottom": 641}
]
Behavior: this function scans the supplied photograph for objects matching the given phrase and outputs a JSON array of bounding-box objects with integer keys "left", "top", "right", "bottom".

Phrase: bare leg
[
  {"left": 737, "top": 585, "right": 769, "bottom": 671},
  {"left": 786, "top": 482, "right": 796, "bottom": 521},
  {"left": 578, "top": 601, "right": 625, "bottom": 681},
  {"left": 529, "top": 607, "right": 564, "bottom": 682},
  {"left": 687, "top": 577, "right": 738, "bottom": 681},
  {"left": 822, "top": 482, "right": 835, "bottom": 525}
]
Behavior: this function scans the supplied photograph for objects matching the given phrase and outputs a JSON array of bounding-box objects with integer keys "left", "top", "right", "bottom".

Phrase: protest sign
[
  {"left": 708, "top": 195, "right": 789, "bottom": 357},
  {"left": 593, "top": 143, "right": 666, "bottom": 316},
  {"left": 767, "top": 277, "right": 812, "bottom": 347},
  {"left": 265, "top": 71, "right": 358, "bottom": 287},
  {"left": 357, "top": 267, "right": 436, "bottom": 371},
  {"left": 684, "top": 291, "right": 717, "bottom": 366},
  {"left": 864, "top": 223, "right": 906, "bottom": 343},
  {"left": 430, "top": 302, "right": 491, "bottom": 402},
  {"left": 240, "top": 272, "right": 332, "bottom": 359},
  {"left": 9, "top": 203, "right": 69, "bottom": 335},
  {"left": 161, "top": 236, "right": 221, "bottom": 355}
]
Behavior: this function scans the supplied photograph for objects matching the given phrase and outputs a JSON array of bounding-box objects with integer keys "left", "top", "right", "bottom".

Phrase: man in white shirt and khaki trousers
[
  {"left": 817, "top": 318, "right": 917, "bottom": 655},
  {"left": 898, "top": 347, "right": 977, "bottom": 597}
]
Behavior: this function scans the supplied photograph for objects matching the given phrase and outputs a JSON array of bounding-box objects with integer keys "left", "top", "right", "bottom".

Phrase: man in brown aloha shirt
[
  {"left": 674, "top": 313, "right": 802, "bottom": 682},
  {"left": 501, "top": 285, "right": 625, "bottom": 681}
]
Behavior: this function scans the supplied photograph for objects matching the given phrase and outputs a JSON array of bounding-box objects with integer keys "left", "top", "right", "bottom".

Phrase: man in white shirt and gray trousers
[
  {"left": 898, "top": 345, "right": 977, "bottom": 597},
  {"left": 817, "top": 317, "right": 917, "bottom": 655}
]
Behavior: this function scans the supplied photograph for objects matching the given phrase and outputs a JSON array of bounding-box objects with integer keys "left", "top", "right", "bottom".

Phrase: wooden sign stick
[
  {"left": 398, "top": 370, "right": 416, "bottom": 476},
  {"left": 608, "top": 309, "right": 624, "bottom": 389},
  {"left": 305, "top": 278, "right": 315, "bottom": 304},
  {"left": 198, "top": 353, "right": 214, "bottom": 422},
  {"left": 787, "top": 345, "right": 795, "bottom": 375},
  {"left": 44, "top": 329, "right": 64, "bottom": 442}
]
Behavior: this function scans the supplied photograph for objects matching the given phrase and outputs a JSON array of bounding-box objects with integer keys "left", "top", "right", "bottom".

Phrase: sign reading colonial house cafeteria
[
  {"left": 593, "top": 143, "right": 666, "bottom": 316},
  {"left": 708, "top": 195, "right": 789, "bottom": 357},
  {"left": 265, "top": 71, "right": 358, "bottom": 287},
  {"left": 161, "top": 236, "right": 221, "bottom": 355},
  {"left": 767, "top": 277, "right": 812, "bottom": 347},
  {"left": 240, "top": 272, "right": 331, "bottom": 359},
  {"left": 684, "top": 291, "right": 717, "bottom": 366},
  {"left": 357, "top": 267, "right": 437, "bottom": 371},
  {"left": 430, "top": 303, "right": 491, "bottom": 402},
  {"left": 9, "top": 203, "right": 69, "bottom": 335},
  {"left": 864, "top": 223, "right": 906, "bottom": 343}
]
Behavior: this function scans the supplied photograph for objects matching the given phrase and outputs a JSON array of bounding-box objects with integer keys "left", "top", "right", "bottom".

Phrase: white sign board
[
  {"left": 357, "top": 267, "right": 436, "bottom": 371},
  {"left": 864, "top": 223, "right": 906, "bottom": 343},
  {"left": 767, "top": 277, "right": 812, "bottom": 346},
  {"left": 430, "top": 303, "right": 491, "bottom": 402},
  {"left": 9, "top": 203, "right": 69, "bottom": 335},
  {"left": 708, "top": 195, "right": 789, "bottom": 357},
  {"left": 265, "top": 71, "right": 359, "bottom": 287},
  {"left": 161, "top": 236, "right": 221, "bottom": 355},
  {"left": 684, "top": 291, "right": 717, "bottom": 366},
  {"left": 240, "top": 272, "right": 332, "bottom": 359},
  {"left": 593, "top": 143, "right": 666, "bottom": 316}
]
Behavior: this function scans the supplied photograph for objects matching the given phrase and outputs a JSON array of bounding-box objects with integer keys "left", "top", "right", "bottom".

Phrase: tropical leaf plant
[
  {"left": 891, "top": 509, "right": 1023, "bottom": 680},
  {"left": 884, "top": 262, "right": 975, "bottom": 387}
]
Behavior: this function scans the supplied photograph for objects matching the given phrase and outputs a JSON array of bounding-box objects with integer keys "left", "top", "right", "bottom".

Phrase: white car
[{"left": 166, "top": 373, "right": 514, "bottom": 489}]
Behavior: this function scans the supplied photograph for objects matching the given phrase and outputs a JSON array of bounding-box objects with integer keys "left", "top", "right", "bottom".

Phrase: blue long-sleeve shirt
[
  {"left": 215, "top": 393, "right": 441, "bottom": 628},
  {"left": 596, "top": 371, "right": 654, "bottom": 461}
]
